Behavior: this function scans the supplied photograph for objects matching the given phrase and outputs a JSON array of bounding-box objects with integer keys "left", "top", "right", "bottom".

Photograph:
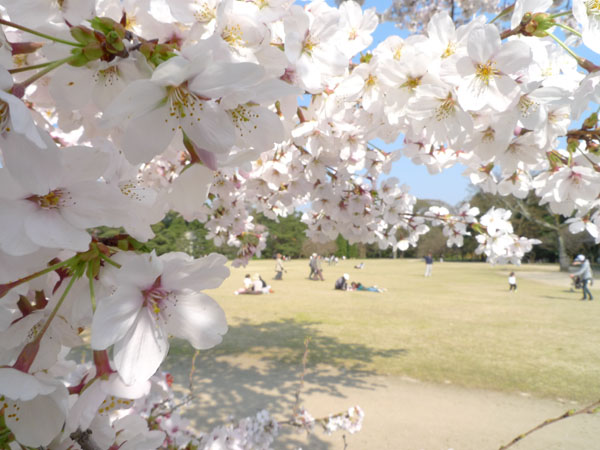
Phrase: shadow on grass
[
  {"left": 541, "top": 295, "right": 578, "bottom": 300},
  {"left": 162, "top": 318, "right": 407, "bottom": 449}
]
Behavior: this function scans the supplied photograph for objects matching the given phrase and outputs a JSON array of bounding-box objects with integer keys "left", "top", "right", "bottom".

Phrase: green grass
[{"left": 172, "top": 259, "right": 600, "bottom": 402}]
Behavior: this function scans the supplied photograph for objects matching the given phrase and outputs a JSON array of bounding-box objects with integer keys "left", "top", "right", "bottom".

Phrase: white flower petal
[
  {"left": 188, "top": 62, "right": 265, "bottom": 98},
  {"left": 58, "top": 146, "right": 110, "bottom": 185},
  {"left": 5, "top": 393, "right": 65, "bottom": 446},
  {"left": 181, "top": 101, "right": 234, "bottom": 154},
  {"left": 167, "top": 164, "right": 213, "bottom": 221},
  {"left": 119, "top": 430, "right": 166, "bottom": 450},
  {"left": 24, "top": 208, "right": 91, "bottom": 252},
  {"left": 60, "top": 181, "right": 125, "bottom": 229},
  {"left": 495, "top": 40, "right": 532, "bottom": 74},
  {"left": 91, "top": 285, "right": 144, "bottom": 350},
  {"left": 151, "top": 55, "right": 192, "bottom": 87},
  {"left": 162, "top": 252, "right": 229, "bottom": 291},
  {"left": 111, "top": 252, "right": 163, "bottom": 288},
  {"left": 122, "top": 104, "right": 175, "bottom": 164},
  {"left": 467, "top": 25, "right": 499, "bottom": 63},
  {"left": 0, "top": 200, "right": 39, "bottom": 256},
  {"left": 166, "top": 292, "right": 227, "bottom": 349},
  {"left": 0, "top": 93, "right": 46, "bottom": 148},
  {"left": 0, "top": 132, "right": 61, "bottom": 195},
  {"left": 0, "top": 368, "right": 56, "bottom": 401},
  {"left": 102, "top": 80, "right": 166, "bottom": 128},
  {"left": 113, "top": 308, "right": 169, "bottom": 385}
]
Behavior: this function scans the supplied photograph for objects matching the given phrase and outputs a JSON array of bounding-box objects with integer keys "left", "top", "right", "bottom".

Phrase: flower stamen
[{"left": 475, "top": 61, "right": 499, "bottom": 86}]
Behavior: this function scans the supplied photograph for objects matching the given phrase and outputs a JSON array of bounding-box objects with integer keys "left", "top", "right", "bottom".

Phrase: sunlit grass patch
[{"left": 171, "top": 259, "right": 600, "bottom": 402}]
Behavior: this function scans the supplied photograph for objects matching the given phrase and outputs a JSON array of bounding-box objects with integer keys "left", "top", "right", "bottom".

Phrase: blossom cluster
[{"left": 1, "top": 0, "right": 600, "bottom": 447}]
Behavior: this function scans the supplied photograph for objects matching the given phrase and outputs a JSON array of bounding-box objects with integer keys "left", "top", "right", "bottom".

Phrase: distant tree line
[{"left": 93, "top": 191, "right": 597, "bottom": 267}]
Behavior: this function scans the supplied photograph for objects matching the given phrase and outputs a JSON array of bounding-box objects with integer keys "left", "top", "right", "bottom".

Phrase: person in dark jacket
[
  {"left": 335, "top": 273, "right": 349, "bottom": 290},
  {"left": 424, "top": 253, "right": 433, "bottom": 277}
]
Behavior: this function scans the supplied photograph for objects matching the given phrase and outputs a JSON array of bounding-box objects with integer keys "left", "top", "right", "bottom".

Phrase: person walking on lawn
[
  {"left": 570, "top": 254, "right": 594, "bottom": 301},
  {"left": 274, "top": 253, "right": 286, "bottom": 280}
]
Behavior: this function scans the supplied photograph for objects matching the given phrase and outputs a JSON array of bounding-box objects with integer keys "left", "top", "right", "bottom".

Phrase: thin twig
[
  {"left": 0, "top": 18, "right": 83, "bottom": 47},
  {"left": 292, "top": 337, "right": 312, "bottom": 417},
  {"left": 189, "top": 349, "right": 200, "bottom": 393},
  {"left": 150, "top": 349, "right": 201, "bottom": 419},
  {"left": 498, "top": 399, "right": 600, "bottom": 450}
]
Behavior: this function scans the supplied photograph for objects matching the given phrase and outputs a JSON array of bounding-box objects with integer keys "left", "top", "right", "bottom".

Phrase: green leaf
[
  {"left": 82, "top": 42, "right": 104, "bottom": 62},
  {"left": 68, "top": 48, "right": 90, "bottom": 67},
  {"left": 70, "top": 26, "right": 96, "bottom": 45}
]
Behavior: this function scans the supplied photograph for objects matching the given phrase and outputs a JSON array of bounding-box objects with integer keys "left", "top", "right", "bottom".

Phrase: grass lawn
[{"left": 171, "top": 258, "right": 600, "bottom": 402}]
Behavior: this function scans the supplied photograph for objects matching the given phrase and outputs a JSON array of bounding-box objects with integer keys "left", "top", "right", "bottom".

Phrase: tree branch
[
  {"left": 499, "top": 399, "right": 600, "bottom": 450},
  {"left": 503, "top": 197, "right": 559, "bottom": 232}
]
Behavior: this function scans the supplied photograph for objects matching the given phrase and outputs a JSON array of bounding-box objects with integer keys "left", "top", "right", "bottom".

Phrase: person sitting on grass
[
  {"left": 235, "top": 274, "right": 258, "bottom": 295},
  {"left": 258, "top": 274, "right": 273, "bottom": 294},
  {"left": 334, "top": 273, "right": 350, "bottom": 290},
  {"left": 253, "top": 273, "right": 273, "bottom": 294},
  {"left": 350, "top": 281, "right": 385, "bottom": 293}
]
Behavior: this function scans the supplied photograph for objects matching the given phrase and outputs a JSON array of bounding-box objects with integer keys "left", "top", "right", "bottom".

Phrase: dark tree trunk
[{"left": 557, "top": 232, "right": 570, "bottom": 272}]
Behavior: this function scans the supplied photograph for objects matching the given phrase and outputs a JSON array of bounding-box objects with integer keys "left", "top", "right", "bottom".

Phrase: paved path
[{"left": 164, "top": 355, "right": 600, "bottom": 450}]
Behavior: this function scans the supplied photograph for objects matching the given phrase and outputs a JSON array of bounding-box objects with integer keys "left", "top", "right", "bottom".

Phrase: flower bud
[
  {"left": 583, "top": 112, "right": 598, "bottom": 130},
  {"left": 10, "top": 41, "right": 44, "bottom": 55}
]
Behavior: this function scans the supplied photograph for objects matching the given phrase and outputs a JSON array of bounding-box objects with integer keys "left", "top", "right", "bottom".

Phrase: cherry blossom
[
  {"left": 0, "top": 66, "right": 45, "bottom": 148},
  {"left": 0, "top": 133, "right": 128, "bottom": 255},
  {"left": 0, "top": 368, "right": 68, "bottom": 446},
  {"left": 453, "top": 24, "right": 532, "bottom": 112},
  {"left": 2, "top": 0, "right": 600, "bottom": 447},
  {"left": 91, "top": 251, "right": 228, "bottom": 385}
]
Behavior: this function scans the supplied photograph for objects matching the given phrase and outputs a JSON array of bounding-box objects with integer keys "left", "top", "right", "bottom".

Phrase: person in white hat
[
  {"left": 570, "top": 254, "right": 594, "bottom": 301},
  {"left": 334, "top": 273, "right": 350, "bottom": 290}
]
